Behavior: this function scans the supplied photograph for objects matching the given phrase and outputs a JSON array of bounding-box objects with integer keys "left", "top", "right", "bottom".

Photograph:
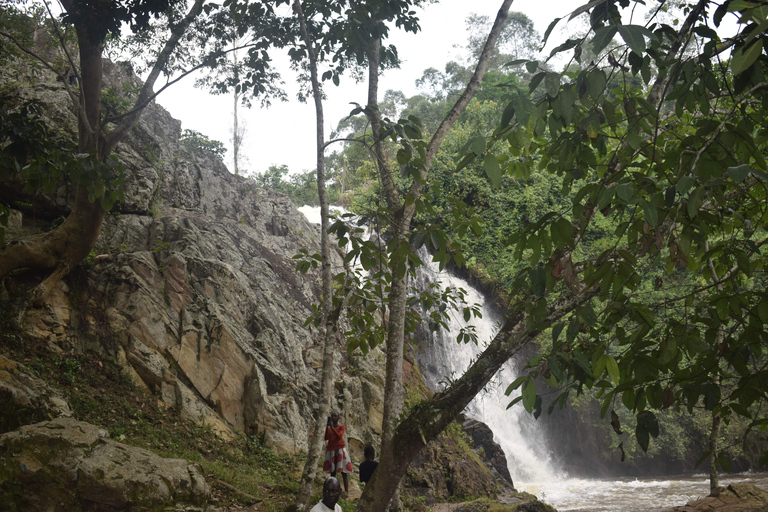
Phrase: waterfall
[
  {"left": 413, "top": 247, "right": 560, "bottom": 484},
  {"left": 299, "top": 205, "right": 558, "bottom": 485}
]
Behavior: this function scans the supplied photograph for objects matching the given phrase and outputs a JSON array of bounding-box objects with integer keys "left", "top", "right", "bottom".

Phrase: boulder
[
  {"left": 462, "top": 417, "right": 515, "bottom": 488},
  {"left": 0, "top": 354, "right": 72, "bottom": 435},
  {"left": 0, "top": 417, "right": 209, "bottom": 511},
  {"left": 664, "top": 482, "right": 768, "bottom": 512},
  {"left": 404, "top": 426, "right": 502, "bottom": 505}
]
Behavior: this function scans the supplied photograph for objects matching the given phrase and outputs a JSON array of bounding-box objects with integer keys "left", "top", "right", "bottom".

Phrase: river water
[
  {"left": 524, "top": 473, "right": 768, "bottom": 511},
  {"left": 298, "top": 207, "right": 768, "bottom": 511}
]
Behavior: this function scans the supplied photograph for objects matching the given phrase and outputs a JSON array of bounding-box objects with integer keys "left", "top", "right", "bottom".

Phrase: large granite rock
[
  {"left": 0, "top": 417, "right": 209, "bottom": 511},
  {"left": 462, "top": 417, "right": 515, "bottom": 489},
  {"left": 404, "top": 426, "right": 503, "bottom": 505}
]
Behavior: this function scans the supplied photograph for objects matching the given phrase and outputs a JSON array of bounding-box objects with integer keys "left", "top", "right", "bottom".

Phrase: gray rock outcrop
[
  {"left": 2, "top": 58, "right": 386, "bottom": 460},
  {"left": 462, "top": 417, "right": 515, "bottom": 488},
  {"left": 0, "top": 417, "right": 209, "bottom": 511}
]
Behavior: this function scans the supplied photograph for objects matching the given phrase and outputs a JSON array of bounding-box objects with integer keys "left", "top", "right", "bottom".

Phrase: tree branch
[{"left": 101, "top": 0, "right": 206, "bottom": 157}]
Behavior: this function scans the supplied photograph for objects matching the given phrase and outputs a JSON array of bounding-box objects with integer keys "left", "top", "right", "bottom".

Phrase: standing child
[
  {"left": 323, "top": 411, "right": 352, "bottom": 494},
  {"left": 358, "top": 445, "right": 379, "bottom": 485}
]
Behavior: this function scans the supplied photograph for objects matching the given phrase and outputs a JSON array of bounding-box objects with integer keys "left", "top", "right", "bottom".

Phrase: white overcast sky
[{"left": 154, "top": 0, "right": 643, "bottom": 176}]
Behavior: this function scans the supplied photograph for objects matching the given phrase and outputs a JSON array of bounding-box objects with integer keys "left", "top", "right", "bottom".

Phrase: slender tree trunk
[
  {"left": 709, "top": 399, "right": 722, "bottom": 493},
  {"left": 706, "top": 250, "right": 724, "bottom": 494},
  {"left": 232, "top": 33, "right": 240, "bottom": 176},
  {"left": 290, "top": 2, "right": 338, "bottom": 510}
]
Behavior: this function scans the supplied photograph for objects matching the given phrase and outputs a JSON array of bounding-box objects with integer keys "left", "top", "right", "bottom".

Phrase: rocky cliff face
[{"left": 2, "top": 59, "right": 385, "bottom": 459}]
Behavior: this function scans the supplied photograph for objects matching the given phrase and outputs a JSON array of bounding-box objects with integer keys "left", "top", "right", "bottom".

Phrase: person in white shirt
[{"left": 310, "top": 477, "right": 342, "bottom": 512}]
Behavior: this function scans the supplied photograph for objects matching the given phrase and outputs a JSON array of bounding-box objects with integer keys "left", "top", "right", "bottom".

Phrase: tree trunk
[
  {"left": 706, "top": 251, "right": 724, "bottom": 495},
  {"left": 354, "top": 4, "right": 518, "bottom": 509},
  {"left": 0, "top": 0, "right": 206, "bottom": 301},
  {"left": 709, "top": 407, "right": 721, "bottom": 494},
  {"left": 232, "top": 32, "right": 240, "bottom": 176},
  {"left": 290, "top": 2, "right": 339, "bottom": 510},
  {"left": 0, "top": 26, "right": 105, "bottom": 304}
]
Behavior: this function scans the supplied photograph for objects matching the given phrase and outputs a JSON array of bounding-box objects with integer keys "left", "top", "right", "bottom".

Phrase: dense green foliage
[{"left": 283, "top": 1, "right": 768, "bottom": 476}]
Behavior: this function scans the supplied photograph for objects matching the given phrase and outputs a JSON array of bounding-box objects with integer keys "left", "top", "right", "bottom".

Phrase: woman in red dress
[{"left": 323, "top": 411, "right": 352, "bottom": 493}]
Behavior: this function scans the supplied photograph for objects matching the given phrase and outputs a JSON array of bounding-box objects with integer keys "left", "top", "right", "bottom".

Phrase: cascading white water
[{"left": 413, "top": 248, "right": 560, "bottom": 484}]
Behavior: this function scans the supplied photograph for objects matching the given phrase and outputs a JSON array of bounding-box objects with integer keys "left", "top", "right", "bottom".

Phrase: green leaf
[
  {"left": 504, "top": 375, "right": 527, "bottom": 395},
  {"left": 622, "top": 389, "right": 634, "bottom": 411},
  {"left": 552, "top": 322, "right": 565, "bottom": 349},
  {"left": 702, "top": 381, "right": 721, "bottom": 410},
  {"left": 598, "top": 186, "right": 615, "bottom": 209},
  {"left": 529, "top": 72, "right": 547, "bottom": 93},
  {"left": 522, "top": 378, "right": 537, "bottom": 413},
  {"left": 616, "top": 183, "right": 634, "bottom": 202},
  {"left": 501, "top": 102, "right": 516, "bottom": 127},
  {"left": 581, "top": 303, "right": 597, "bottom": 326},
  {"left": 591, "top": 26, "right": 617, "bottom": 55},
  {"left": 676, "top": 176, "right": 695, "bottom": 194},
  {"left": 727, "top": 164, "right": 753, "bottom": 182},
  {"left": 617, "top": 25, "right": 648, "bottom": 55},
  {"left": 642, "top": 201, "right": 658, "bottom": 227},
  {"left": 530, "top": 266, "right": 547, "bottom": 297},
  {"left": 605, "top": 356, "right": 620, "bottom": 384},
  {"left": 657, "top": 337, "right": 678, "bottom": 366},
  {"left": 543, "top": 18, "right": 562, "bottom": 46},
  {"left": 587, "top": 70, "right": 607, "bottom": 100},
  {"left": 593, "top": 355, "right": 607, "bottom": 379},
  {"left": 484, "top": 153, "right": 502, "bottom": 188},
  {"left": 470, "top": 136, "right": 486, "bottom": 156},
  {"left": 665, "top": 185, "right": 676, "bottom": 207},
  {"left": 687, "top": 186, "right": 706, "bottom": 218},
  {"left": 569, "top": 0, "right": 604, "bottom": 20},
  {"left": 731, "top": 40, "right": 764, "bottom": 76},
  {"left": 636, "top": 410, "right": 659, "bottom": 452},
  {"left": 545, "top": 73, "right": 561, "bottom": 98},
  {"left": 566, "top": 315, "right": 580, "bottom": 344}
]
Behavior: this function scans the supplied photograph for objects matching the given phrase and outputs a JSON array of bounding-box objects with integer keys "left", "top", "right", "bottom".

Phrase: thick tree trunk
[
  {"left": 0, "top": 29, "right": 105, "bottom": 303},
  {"left": 0, "top": 0, "right": 206, "bottom": 302}
]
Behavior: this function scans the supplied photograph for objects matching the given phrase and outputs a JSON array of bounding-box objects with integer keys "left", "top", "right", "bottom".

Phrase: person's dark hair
[{"left": 364, "top": 445, "right": 375, "bottom": 459}]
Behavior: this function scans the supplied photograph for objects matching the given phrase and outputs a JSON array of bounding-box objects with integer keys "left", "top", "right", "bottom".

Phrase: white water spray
[{"left": 413, "top": 250, "right": 560, "bottom": 484}]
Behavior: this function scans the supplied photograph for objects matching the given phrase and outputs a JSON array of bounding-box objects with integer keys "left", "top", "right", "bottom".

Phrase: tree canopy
[{"left": 301, "top": 0, "right": 768, "bottom": 502}]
